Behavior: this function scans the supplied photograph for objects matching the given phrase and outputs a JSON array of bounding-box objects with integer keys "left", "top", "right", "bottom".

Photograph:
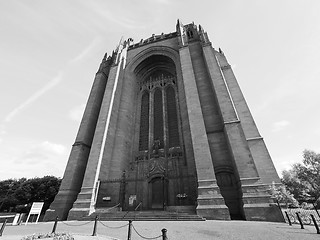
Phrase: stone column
[
  {"left": 216, "top": 53, "right": 281, "bottom": 185},
  {"left": 202, "top": 44, "right": 283, "bottom": 222},
  {"left": 44, "top": 55, "right": 114, "bottom": 221},
  {"left": 179, "top": 45, "right": 230, "bottom": 220}
]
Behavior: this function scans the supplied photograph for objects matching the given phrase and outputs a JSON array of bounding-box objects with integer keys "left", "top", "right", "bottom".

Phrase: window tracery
[
  {"left": 139, "top": 74, "right": 176, "bottom": 91},
  {"left": 137, "top": 72, "right": 181, "bottom": 160},
  {"left": 139, "top": 91, "right": 149, "bottom": 151}
]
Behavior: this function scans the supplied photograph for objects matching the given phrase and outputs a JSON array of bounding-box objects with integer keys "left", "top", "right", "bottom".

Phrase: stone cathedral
[{"left": 44, "top": 21, "right": 283, "bottom": 222}]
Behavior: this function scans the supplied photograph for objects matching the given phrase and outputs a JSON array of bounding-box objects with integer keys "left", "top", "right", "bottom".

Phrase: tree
[
  {"left": 295, "top": 150, "right": 320, "bottom": 200},
  {"left": 0, "top": 176, "right": 61, "bottom": 212},
  {"left": 281, "top": 169, "right": 306, "bottom": 200},
  {"left": 282, "top": 149, "right": 320, "bottom": 205},
  {"left": 0, "top": 179, "right": 25, "bottom": 211},
  {"left": 269, "top": 182, "right": 298, "bottom": 208}
]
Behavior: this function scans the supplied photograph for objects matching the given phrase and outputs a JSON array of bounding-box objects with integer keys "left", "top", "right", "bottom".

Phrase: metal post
[
  {"left": 311, "top": 214, "right": 320, "bottom": 234},
  {"left": 92, "top": 216, "right": 98, "bottom": 236},
  {"left": 284, "top": 211, "right": 292, "bottom": 226},
  {"left": 51, "top": 216, "right": 59, "bottom": 234},
  {"left": 162, "top": 228, "right": 168, "bottom": 240},
  {"left": 312, "top": 202, "right": 320, "bottom": 219},
  {"left": 127, "top": 220, "right": 132, "bottom": 240},
  {"left": 296, "top": 212, "right": 304, "bottom": 229},
  {"left": 0, "top": 218, "right": 7, "bottom": 237}
]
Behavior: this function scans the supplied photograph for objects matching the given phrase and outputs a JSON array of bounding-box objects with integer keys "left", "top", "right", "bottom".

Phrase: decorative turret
[
  {"left": 97, "top": 51, "right": 117, "bottom": 77},
  {"left": 198, "top": 24, "right": 210, "bottom": 45},
  {"left": 176, "top": 19, "right": 186, "bottom": 46},
  {"left": 176, "top": 20, "right": 211, "bottom": 46},
  {"left": 184, "top": 22, "right": 199, "bottom": 41}
]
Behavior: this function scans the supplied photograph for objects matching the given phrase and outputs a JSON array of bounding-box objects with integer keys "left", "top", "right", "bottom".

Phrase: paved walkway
[{"left": 0, "top": 220, "right": 319, "bottom": 240}]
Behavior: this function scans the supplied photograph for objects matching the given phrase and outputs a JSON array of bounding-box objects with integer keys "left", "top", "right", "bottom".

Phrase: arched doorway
[{"left": 149, "top": 177, "right": 166, "bottom": 209}]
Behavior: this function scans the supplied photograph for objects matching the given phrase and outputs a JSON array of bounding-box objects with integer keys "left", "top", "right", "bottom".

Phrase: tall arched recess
[
  {"left": 129, "top": 54, "right": 197, "bottom": 210},
  {"left": 139, "top": 91, "right": 149, "bottom": 151}
]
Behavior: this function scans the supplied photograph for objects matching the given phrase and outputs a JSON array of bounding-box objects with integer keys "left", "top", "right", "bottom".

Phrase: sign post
[{"left": 25, "top": 202, "right": 44, "bottom": 225}]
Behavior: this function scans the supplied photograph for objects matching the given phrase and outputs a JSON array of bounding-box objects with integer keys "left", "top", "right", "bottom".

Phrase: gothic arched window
[
  {"left": 166, "top": 86, "right": 180, "bottom": 147},
  {"left": 139, "top": 91, "right": 149, "bottom": 151},
  {"left": 187, "top": 30, "right": 193, "bottom": 39},
  {"left": 136, "top": 55, "right": 181, "bottom": 158},
  {"left": 153, "top": 88, "right": 164, "bottom": 148}
]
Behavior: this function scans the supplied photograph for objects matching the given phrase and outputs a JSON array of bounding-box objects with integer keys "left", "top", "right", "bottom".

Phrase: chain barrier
[
  {"left": 98, "top": 220, "right": 129, "bottom": 229},
  {"left": 60, "top": 220, "right": 93, "bottom": 227},
  {"left": 131, "top": 223, "right": 163, "bottom": 240}
]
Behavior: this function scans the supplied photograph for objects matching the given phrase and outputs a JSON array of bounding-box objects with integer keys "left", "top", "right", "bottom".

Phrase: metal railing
[{"left": 122, "top": 201, "right": 142, "bottom": 220}]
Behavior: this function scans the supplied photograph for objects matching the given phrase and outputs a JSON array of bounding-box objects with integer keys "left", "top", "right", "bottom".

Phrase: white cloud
[
  {"left": 314, "top": 127, "right": 320, "bottom": 136},
  {"left": 0, "top": 124, "right": 6, "bottom": 142},
  {"left": 272, "top": 120, "right": 291, "bottom": 132},
  {"left": 274, "top": 156, "right": 299, "bottom": 177},
  {"left": 68, "top": 104, "right": 85, "bottom": 123},
  {"left": 14, "top": 141, "right": 67, "bottom": 164},
  {"left": 0, "top": 140, "right": 68, "bottom": 180},
  {"left": 40, "top": 141, "right": 67, "bottom": 155},
  {"left": 272, "top": 148, "right": 305, "bottom": 177},
  {"left": 84, "top": 2, "right": 145, "bottom": 29},
  {"left": 154, "top": 0, "right": 171, "bottom": 4},
  {"left": 4, "top": 72, "right": 63, "bottom": 123},
  {"left": 0, "top": 124, "right": 6, "bottom": 135},
  {"left": 69, "top": 37, "right": 101, "bottom": 64}
]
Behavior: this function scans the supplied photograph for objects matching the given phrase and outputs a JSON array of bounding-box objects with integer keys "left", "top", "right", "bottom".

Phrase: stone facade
[{"left": 44, "top": 20, "right": 283, "bottom": 222}]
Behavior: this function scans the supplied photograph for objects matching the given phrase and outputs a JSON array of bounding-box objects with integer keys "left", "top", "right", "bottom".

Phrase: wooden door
[{"left": 151, "top": 178, "right": 164, "bottom": 209}]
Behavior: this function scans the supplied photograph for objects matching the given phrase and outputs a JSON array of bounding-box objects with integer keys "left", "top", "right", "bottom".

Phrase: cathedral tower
[{"left": 45, "top": 21, "right": 283, "bottom": 221}]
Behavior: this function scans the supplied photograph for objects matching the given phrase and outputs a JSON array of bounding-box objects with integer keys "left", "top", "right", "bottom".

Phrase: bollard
[
  {"left": 51, "top": 216, "right": 59, "bottom": 234},
  {"left": 0, "top": 218, "right": 8, "bottom": 237},
  {"left": 92, "top": 216, "right": 98, "bottom": 236},
  {"left": 296, "top": 212, "right": 304, "bottom": 229},
  {"left": 127, "top": 220, "right": 132, "bottom": 240},
  {"left": 310, "top": 214, "right": 320, "bottom": 234},
  {"left": 162, "top": 228, "right": 168, "bottom": 240},
  {"left": 284, "top": 211, "right": 292, "bottom": 226}
]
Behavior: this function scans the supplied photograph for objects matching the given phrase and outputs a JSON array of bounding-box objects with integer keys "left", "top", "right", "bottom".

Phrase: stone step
[{"left": 82, "top": 210, "right": 205, "bottom": 221}]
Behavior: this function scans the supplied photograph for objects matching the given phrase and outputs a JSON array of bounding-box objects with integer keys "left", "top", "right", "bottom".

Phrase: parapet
[{"left": 128, "top": 32, "right": 178, "bottom": 50}]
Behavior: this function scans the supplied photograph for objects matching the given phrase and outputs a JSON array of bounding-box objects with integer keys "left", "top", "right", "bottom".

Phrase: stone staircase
[{"left": 83, "top": 210, "right": 206, "bottom": 221}]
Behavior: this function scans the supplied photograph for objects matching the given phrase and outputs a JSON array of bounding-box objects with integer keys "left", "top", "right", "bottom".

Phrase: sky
[{"left": 0, "top": 0, "right": 320, "bottom": 180}]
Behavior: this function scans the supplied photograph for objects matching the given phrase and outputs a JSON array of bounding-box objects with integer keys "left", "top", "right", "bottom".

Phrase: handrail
[
  {"left": 108, "top": 202, "right": 121, "bottom": 210},
  {"left": 93, "top": 180, "right": 101, "bottom": 206},
  {"left": 134, "top": 202, "right": 142, "bottom": 211},
  {"left": 105, "top": 203, "right": 121, "bottom": 212},
  {"left": 122, "top": 202, "right": 142, "bottom": 219},
  {"left": 97, "top": 202, "right": 120, "bottom": 213}
]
